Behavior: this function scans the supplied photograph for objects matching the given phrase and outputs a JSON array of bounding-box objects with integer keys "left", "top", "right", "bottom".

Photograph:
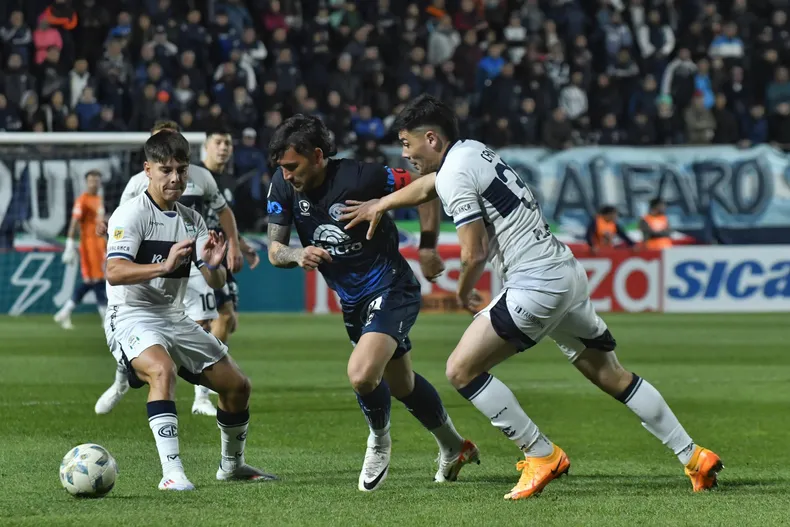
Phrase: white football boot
[
  {"left": 435, "top": 439, "right": 481, "bottom": 482},
  {"left": 358, "top": 432, "right": 391, "bottom": 492},
  {"left": 54, "top": 311, "right": 74, "bottom": 330},
  {"left": 94, "top": 382, "right": 129, "bottom": 415},
  {"left": 158, "top": 473, "right": 196, "bottom": 491},
  {"left": 191, "top": 385, "right": 217, "bottom": 416}
]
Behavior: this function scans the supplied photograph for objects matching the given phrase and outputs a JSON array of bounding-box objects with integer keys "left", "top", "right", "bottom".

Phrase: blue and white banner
[
  {"left": 372, "top": 144, "right": 790, "bottom": 244},
  {"left": 663, "top": 245, "right": 790, "bottom": 313}
]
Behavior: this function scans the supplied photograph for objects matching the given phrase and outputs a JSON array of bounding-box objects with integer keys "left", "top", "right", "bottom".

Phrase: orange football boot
[
  {"left": 684, "top": 446, "right": 723, "bottom": 491},
  {"left": 504, "top": 444, "right": 570, "bottom": 500}
]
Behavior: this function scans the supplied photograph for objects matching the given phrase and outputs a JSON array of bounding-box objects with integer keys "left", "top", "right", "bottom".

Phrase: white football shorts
[
  {"left": 477, "top": 259, "right": 612, "bottom": 362},
  {"left": 105, "top": 306, "right": 227, "bottom": 379}
]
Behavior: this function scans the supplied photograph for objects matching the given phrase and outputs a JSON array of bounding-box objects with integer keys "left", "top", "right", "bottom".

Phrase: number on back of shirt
[{"left": 480, "top": 147, "right": 551, "bottom": 240}]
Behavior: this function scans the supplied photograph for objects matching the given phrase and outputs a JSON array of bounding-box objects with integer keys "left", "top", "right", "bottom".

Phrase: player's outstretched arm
[
  {"left": 340, "top": 173, "right": 438, "bottom": 239},
  {"left": 106, "top": 239, "right": 193, "bottom": 285}
]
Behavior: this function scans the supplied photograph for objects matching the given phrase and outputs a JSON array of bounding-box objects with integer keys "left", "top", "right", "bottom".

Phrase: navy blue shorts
[
  {"left": 342, "top": 274, "right": 422, "bottom": 360},
  {"left": 214, "top": 266, "right": 238, "bottom": 310}
]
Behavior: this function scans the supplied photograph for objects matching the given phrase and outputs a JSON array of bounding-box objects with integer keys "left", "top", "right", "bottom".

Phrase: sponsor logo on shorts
[
  {"left": 127, "top": 335, "right": 140, "bottom": 349},
  {"left": 112, "top": 227, "right": 124, "bottom": 240},
  {"left": 512, "top": 305, "right": 544, "bottom": 328}
]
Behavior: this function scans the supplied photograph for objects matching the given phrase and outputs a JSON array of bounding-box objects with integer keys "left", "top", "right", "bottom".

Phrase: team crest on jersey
[
  {"left": 329, "top": 203, "right": 345, "bottom": 222},
  {"left": 299, "top": 200, "right": 311, "bottom": 215},
  {"left": 112, "top": 227, "right": 124, "bottom": 240}
]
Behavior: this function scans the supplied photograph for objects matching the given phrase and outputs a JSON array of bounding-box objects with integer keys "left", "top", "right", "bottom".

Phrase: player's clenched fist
[
  {"left": 298, "top": 245, "right": 332, "bottom": 270},
  {"left": 164, "top": 239, "right": 194, "bottom": 273}
]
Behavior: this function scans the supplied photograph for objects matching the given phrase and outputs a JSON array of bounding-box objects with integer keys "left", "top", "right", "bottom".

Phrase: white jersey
[
  {"left": 435, "top": 140, "right": 573, "bottom": 287},
  {"left": 120, "top": 164, "right": 227, "bottom": 218},
  {"left": 105, "top": 192, "right": 212, "bottom": 311}
]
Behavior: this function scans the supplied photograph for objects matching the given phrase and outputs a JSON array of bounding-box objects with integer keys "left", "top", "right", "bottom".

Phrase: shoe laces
[{"left": 514, "top": 459, "right": 536, "bottom": 489}]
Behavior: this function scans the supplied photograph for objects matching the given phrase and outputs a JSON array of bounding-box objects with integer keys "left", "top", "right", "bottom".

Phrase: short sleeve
[
  {"left": 193, "top": 165, "right": 228, "bottom": 212},
  {"left": 266, "top": 168, "right": 293, "bottom": 225},
  {"left": 71, "top": 196, "right": 83, "bottom": 220},
  {"left": 106, "top": 206, "right": 142, "bottom": 261},
  {"left": 192, "top": 213, "right": 211, "bottom": 269},
  {"left": 120, "top": 173, "right": 147, "bottom": 204},
  {"left": 435, "top": 170, "right": 483, "bottom": 227}
]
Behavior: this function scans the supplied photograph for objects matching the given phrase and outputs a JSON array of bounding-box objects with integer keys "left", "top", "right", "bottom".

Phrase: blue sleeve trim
[
  {"left": 106, "top": 252, "right": 133, "bottom": 261},
  {"left": 195, "top": 259, "right": 205, "bottom": 269},
  {"left": 454, "top": 212, "right": 483, "bottom": 227}
]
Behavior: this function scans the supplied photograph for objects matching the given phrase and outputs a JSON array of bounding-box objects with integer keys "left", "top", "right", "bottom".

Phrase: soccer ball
[{"left": 59, "top": 443, "right": 118, "bottom": 498}]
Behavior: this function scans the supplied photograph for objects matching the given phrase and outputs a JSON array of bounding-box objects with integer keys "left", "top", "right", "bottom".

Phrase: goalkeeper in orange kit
[{"left": 54, "top": 170, "right": 108, "bottom": 329}]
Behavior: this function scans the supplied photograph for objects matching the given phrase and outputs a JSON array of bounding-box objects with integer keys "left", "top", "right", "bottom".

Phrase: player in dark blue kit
[{"left": 266, "top": 115, "right": 479, "bottom": 492}]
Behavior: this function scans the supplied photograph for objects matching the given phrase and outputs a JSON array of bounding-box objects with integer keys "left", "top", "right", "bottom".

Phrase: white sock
[
  {"left": 114, "top": 363, "right": 128, "bottom": 387},
  {"left": 459, "top": 373, "right": 553, "bottom": 458},
  {"left": 97, "top": 304, "right": 107, "bottom": 319},
  {"left": 59, "top": 299, "right": 76, "bottom": 316},
  {"left": 147, "top": 401, "right": 184, "bottom": 478},
  {"left": 195, "top": 384, "right": 210, "bottom": 399},
  {"left": 619, "top": 374, "right": 695, "bottom": 465},
  {"left": 217, "top": 408, "right": 249, "bottom": 472},
  {"left": 430, "top": 416, "right": 464, "bottom": 458}
]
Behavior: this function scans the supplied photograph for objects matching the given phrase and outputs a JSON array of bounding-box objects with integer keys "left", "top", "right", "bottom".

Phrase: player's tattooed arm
[{"left": 267, "top": 223, "right": 300, "bottom": 268}]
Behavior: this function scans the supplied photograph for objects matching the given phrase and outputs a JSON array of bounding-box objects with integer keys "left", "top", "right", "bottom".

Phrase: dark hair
[
  {"left": 649, "top": 198, "right": 665, "bottom": 209},
  {"left": 391, "top": 94, "right": 459, "bottom": 143},
  {"left": 151, "top": 119, "right": 180, "bottom": 133},
  {"left": 85, "top": 169, "right": 102, "bottom": 179},
  {"left": 206, "top": 126, "right": 232, "bottom": 139},
  {"left": 599, "top": 205, "right": 617, "bottom": 215},
  {"left": 144, "top": 130, "right": 190, "bottom": 164},
  {"left": 267, "top": 114, "right": 337, "bottom": 166}
]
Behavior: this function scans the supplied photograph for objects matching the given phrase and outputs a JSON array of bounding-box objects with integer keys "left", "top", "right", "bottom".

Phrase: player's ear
[
  {"left": 313, "top": 147, "right": 324, "bottom": 165},
  {"left": 143, "top": 161, "right": 152, "bottom": 179}
]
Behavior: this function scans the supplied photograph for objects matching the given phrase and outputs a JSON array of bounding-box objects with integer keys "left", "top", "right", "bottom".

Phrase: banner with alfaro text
[{"left": 368, "top": 145, "right": 790, "bottom": 245}]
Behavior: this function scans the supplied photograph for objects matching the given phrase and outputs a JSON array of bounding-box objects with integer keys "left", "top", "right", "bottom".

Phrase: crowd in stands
[{"left": 3, "top": 0, "right": 790, "bottom": 154}]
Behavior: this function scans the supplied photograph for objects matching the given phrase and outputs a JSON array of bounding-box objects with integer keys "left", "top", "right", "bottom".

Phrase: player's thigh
[
  {"left": 445, "top": 314, "right": 519, "bottom": 388},
  {"left": 130, "top": 344, "right": 178, "bottom": 386},
  {"left": 200, "top": 354, "right": 249, "bottom": 396},
  {"left": 347, "top": 332, "right": 398, "bottom": 391},
  {"left": 359, "top": 277, "right": 422, "bottom": 360},
  {"left": 170, "top": 316, "right": 229, "bottom": 385}
]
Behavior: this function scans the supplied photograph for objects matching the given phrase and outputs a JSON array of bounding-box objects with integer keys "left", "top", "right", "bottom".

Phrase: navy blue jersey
[{"left": 267, "top": 159, "right": 413, "bottom": 306}]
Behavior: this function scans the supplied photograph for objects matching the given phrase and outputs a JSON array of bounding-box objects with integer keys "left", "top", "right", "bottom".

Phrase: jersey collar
[
  {"left": 145, "top": 190, "right": 177, "bottom": 214},
  {"left": 436, "top": 139, "right": 463, "bottom": 172}
]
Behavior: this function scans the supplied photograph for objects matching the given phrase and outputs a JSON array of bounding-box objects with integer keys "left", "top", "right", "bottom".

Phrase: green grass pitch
[{"left": 0, "top": 312, "right": 788, "bottom": 526}]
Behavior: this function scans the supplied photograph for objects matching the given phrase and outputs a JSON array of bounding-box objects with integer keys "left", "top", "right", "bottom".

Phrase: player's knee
[
  {"left": 231, "top": 372, "right": 252, "bottom": 403},
  {"left": 146, "top": 360, "right": 178, "bottom": 391},
  {"left": 445, "top": 355, "right": 477, "bottom": 390},
  {"left": 347, "top": 365, "right": 380, "bottom": 395}
]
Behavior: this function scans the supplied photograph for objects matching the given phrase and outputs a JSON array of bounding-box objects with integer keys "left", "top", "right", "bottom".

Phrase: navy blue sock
[
  {"left": 356, "top": 381, "right": 391, "bottom": 433},
  {"left": 71, "top": 282, "right": 92, "bottom": 304},
  {"left": 396, "top": 373, "right": 448, "bottom": 430},
  {"left": 93, "top": 281, "right": 107, "bottom": 306}
]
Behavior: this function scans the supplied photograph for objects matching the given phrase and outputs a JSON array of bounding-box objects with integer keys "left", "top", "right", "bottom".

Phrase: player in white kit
[
  {"left": 94, "top": 120, "right": 244, "bottom": 417},
  {"left": 105, "top": 130, "right": 275, "bottom": 490},
  {"left": 341, "top": 94, "right": 722, "bottom": 500}
]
